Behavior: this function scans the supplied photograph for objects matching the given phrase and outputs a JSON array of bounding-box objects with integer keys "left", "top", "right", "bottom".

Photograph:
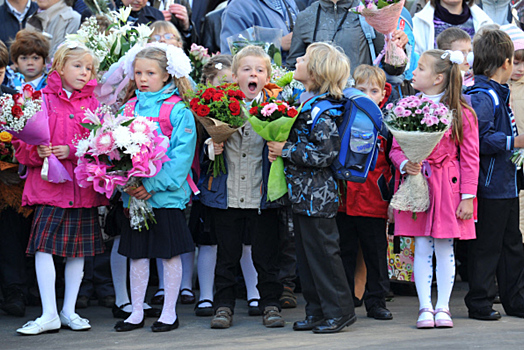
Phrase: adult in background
[
  {"left": 219, "top": 0, "right": 299, "bottom": 64},
  {"left": 0, "top": 0, "right": 38, "bottom": 52},
  {"left": 412, "top": 0, "right": 492, "bottom": 56},
  {"left": 150, "top": 0, "right": 198, "bottom": 49}
]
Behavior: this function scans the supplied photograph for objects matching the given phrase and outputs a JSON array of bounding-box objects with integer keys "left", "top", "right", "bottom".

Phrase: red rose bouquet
[
  {"left": 187, "top": 83, "right": 246, "bottom": 176},
  {"left": 247, "top": 99, "right": 299, "bottom": 201}
]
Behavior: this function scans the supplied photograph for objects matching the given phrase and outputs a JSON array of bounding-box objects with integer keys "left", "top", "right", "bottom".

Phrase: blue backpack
[
  {"left": 309, "top": 88, "right": 383, "bottom": 183},
  {"left": 464, "top": 87, "right": 501, "bottom": 114}
]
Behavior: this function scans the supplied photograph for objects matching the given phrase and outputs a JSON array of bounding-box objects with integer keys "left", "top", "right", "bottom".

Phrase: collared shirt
[{"left": 5, "top": 0, "right": 31, "bottom": 23}]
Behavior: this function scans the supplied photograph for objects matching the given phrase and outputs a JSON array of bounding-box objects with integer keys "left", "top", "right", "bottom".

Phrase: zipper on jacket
[{"left": 485, "top": 157, "right": 495, "bottom": 187}]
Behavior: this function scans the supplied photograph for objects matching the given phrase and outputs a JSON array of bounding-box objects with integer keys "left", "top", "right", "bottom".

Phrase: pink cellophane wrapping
[{"left": 361, "top": 0, "right": 406, "bottom": 35}]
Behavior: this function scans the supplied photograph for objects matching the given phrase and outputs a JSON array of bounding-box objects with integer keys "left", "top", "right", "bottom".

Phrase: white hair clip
[
  {"left": 65, "top": 41, "right": 79, "bottom": 49},
  {"left": 441, "top": 50, "right": 464, "bottom": 65},
  {"left": 467, "top": 52, "right": 474, "bottom": 67},
  {"left": 215, "top": 63, "right": 223, "bottom": 70},
  {"left": 123, "top": 42, "right": 191, "bottom": 80}
]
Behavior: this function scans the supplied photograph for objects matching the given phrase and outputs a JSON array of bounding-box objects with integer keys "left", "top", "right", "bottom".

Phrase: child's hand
[
  {"left": 392, "top": 29, "right": 409, "bottom": 49},
  {"left": 214, "top": 142, "right": 224, "bottom": 155},
  {"left": 169, "top": 4, "right": 190, "bottom": 31},
  {"left": 387, "top": 204, "right": 395, "bottom": 223},
  {"left": 37, "top": 145, "right": 52, "bottom": 158},
  {"left": 268, "top": 141, "right": 285, "bottom": 162},
  {"left": 403, "top": 161, "right": 421, "bottom": 175},
  {"left": 456, "top": 198, "right": 474, "bottom": 220},
  {"left": 125, "top": 185, "right": 152, "bottom": 201},
  {"left": 51, "top": 145, "right": 70, "bottom": 160},
  {"left": 515, "top": 135, "right": 524, "bottom": 148}
]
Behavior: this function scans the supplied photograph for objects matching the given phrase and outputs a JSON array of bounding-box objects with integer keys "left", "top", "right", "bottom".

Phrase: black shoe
[
  {"left": 353, "top": 298, "right": 363, "bottom": 308},
  {"left": 98, "top": 295, "right": 116, "bottom": 308},
  {"left": 367, "top": 306, "right": 393, "bottom": 320},
  {"left": 114, "top": 318, "right": 145, "bottom": 332},
  {"left": 1, "top": 288, "right": 26, "bottom": 317},
  {"left": 150, "top": 289, "right": 164, "bottom": 305},
  {"left": 179, "top": 289, "right": 195, "bottom": 304},
  {"left": 468, "top": 308, "right": 501, "bottom": 321},
  {"left": 293, "top": 316, "right": 324, "bottom": 331},
  {"left": 76, "top": 295, "right": 90, "bottom": 309},
  {"left": 112, "top": 303, "right": 131, "bottom": 319},
  {"left": 247, "top": 299, "right": 261, "bottom": 316},
  {"left": 195, "top": 300, "right": 214, "bottom": 317},
  {"left": 144, "top": 307, "right": 161, "bottom": 318},
  {"left": 312, "top": 314, "right": 357, "bottom": 334},
  {"left": 494, "top": 294, "right": 501, "bottom": 304},
  {"left": 151, "top": 318, "right": 179, "bottom": 332}
]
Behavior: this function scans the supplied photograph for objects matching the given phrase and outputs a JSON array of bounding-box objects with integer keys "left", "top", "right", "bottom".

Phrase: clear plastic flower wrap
[{"left": 125, "top": 177, "right": 156, "bottom": 231}]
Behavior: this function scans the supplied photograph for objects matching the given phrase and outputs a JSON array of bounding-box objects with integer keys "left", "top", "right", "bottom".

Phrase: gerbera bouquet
[
  {"left": 74, "top": 107, "right": 170, "bottom": 231},
  {"left": 187, "top": 83, "right": 246, "bottom": 176},
  {"left": 355, "top": 0, "right": 407, "bottom": 69},
  {"left": 384, "top": 95, "right": 452, "bottom": 218},
  {"left": 0, "top": 86, "right": 72, "bottom": 183},
  {"left": 247, "top": 99, "right": 299, "bottom": 201}
]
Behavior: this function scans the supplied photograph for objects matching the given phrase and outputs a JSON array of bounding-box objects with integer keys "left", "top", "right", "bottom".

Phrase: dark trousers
[
  {"left": 337, "top": 213, "right": 389, "bottom": 311},
  {"left": 79, "top": 240, "right": 115, "bottom": 299},
  {"left": 465, "top": 198, "right": 524, "bottom": 315},
  {"left": 0, "top": 208, "right": 32, "bottom": 295},
  {"left": 294, "top": 214, "right": 354, "bottom": 319},
  {"left": 212, "top": 208, "right": 282, "bottom": 313},
  {"left": 278, "top": 206, "right": 297, "bottom": 290}
]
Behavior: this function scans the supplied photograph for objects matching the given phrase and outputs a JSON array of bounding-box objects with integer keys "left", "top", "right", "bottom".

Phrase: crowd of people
[{"left": 1, "top": 0, "right": 524, "bottom": 338}]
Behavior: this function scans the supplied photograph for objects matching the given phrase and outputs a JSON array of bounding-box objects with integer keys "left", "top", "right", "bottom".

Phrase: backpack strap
[
  {"left": 310, "top": 100, "right": 343, "bottom": 128},
  {"left": 359, "top": 15, "right": 377, "bottom": 63},
  {"left": 466, "top": 87, "right": 500, "bottom": 115}
]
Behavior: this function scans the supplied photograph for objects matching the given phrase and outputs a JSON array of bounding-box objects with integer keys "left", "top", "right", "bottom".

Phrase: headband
[
  {"left": 440, "top": 50, "right": 464, "bottom": 65},
  {"left": 123, "top": 42, "right": 192, "bottom": 80}
]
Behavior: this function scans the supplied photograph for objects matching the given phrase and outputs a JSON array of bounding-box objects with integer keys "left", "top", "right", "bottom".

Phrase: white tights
[
  {"left": 414, "top": 237, "right": 455, "bottom": 311},
  {"left": 35, "top": 252, "right": 84, "bottom": 322}
]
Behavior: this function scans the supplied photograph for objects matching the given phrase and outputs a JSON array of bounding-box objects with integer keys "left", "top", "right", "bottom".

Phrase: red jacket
[{"left": 13, "top": 71, "right": 108, "bottom": 208}]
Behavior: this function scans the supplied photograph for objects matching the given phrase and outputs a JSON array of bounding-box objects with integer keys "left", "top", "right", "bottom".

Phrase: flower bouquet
[
  {"left": 0, "top": 86, "right": 72, "bottom": 183},
  {"left": 271, "top": 65, "right": 304, "bottom": 106},
  {"left": 384, "top": 95, "right": 452, "bottom": 218},
  {"left": 0, "top": 131, "right": 17, "bottom": 171},
  {"left": 189, "top": 44, "right": 212, "bottom": 83},
  {"left": 74, "top": 107, "right": 170, "bottom": 231},
  {"left": 227, "top": 26, "right": 283, "bottom": 66},
  {"left": 356, "top": 0, "right": 407, "bottom": 69},
  {"left": 187, "top": 83, "right": 246, "bottom": 176},
  {"left": 247, "top": 99, "right": 299, "bottom": 201}
]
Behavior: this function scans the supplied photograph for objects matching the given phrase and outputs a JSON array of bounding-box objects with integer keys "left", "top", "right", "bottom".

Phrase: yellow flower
[{"left": 0, "top": 131, "right": 12, "bottom": 143}]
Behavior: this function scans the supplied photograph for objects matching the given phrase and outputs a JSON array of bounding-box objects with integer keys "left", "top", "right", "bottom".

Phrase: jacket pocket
[
  {"left": 485, "top": 158, "right": 495, "bottom": 187},
  {"left": 448, "top": 163, "right": 460, "bottom": 193}
]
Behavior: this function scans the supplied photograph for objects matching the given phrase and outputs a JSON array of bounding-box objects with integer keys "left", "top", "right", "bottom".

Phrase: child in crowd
[
  {"left": 198, "top": 45, "right": 284, "bottom": 329},
  {"left": 465, "top": 30, "right": 524, "bottom": 321},
  {"left": 26, "top": 0, "right": 81, "bottom": 56},
  {"left": 337, "top": 64, "right": 393, "bottom": 321},
  {"left": 14, "top": 43, "right": 107, "bottom": 335},
  {"left": 191, "top": 54, "right": 262, "bottom": 317},
  {"left": 503, "top": 24, "right": 524, "bottom": 241},
  {"left": 268, "top": 42, "right": 355, "bottom": 334},
  {"left": 114, "top": 44, "right": 196, "bottom": 333},
  {"left": 391, "top": 49, "right": 479, "bottom": 328},
  {"left": 436, "top": 27, "right": 474, "bottom": 86},
  {"left": 8, "top": 29, "right": 50, "bottom": 92},
  {"left": 149, "top": 21, "right": 183, "bottom": 48}
]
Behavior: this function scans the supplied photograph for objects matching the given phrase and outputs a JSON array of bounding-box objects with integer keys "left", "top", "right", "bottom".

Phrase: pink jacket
[
  {"left": 14, "top": 71, "right": 108, "bottom": 208},
  {"left": 389, "top": 106, "right": 479, "bottom": 240}
]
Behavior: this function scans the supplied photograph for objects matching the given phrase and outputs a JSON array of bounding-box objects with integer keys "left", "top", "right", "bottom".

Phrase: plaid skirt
[{"left": 26, "top": 205, "right": 104, "bottom": 257}]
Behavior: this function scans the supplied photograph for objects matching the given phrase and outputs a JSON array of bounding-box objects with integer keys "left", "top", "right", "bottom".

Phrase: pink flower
[
  {"left": 393, "top": 106, "right": 405, "bottom": 116},
  {"left": 398, "top": 101, "right": 408, "bottom": 108},
  {"left": 408, "top": 102, "right": 418, "bottom": 108},
  {"left": 130, "top": 120, "right": 152, "bottom": 135},
  {"left": 261, "top": 103, "right": 278, "bottom": 117},
  {"left": 403, "top": 110, "right": 412, "bottom": 117},
  {"left": 422, "top": 106, "right": 430, "bottom": 113},
  {"left": 415, "top": 109, "right": 422, "bottom": 114},
  {"left": 386, "top": 103, "right": 394, "bottom": 110},
  {"left": 440, "top": 117, "right": 451, "bottom": 125},
  {"left": 94, "top": 132, "right": 115, "bottom": 154}
]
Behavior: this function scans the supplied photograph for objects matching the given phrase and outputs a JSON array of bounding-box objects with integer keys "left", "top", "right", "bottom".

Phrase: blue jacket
[
  {"left": 469, "top": 75, "right": 518, "bottom": 199},
  {"left": 0, "top": 2, "right": 38, "bottom": 52},
  {"left": 219, "top": 0, "right": 298, "bottom": 61},
  {"left": 121, "top": 83, "right": 197, "bottom": 209}
]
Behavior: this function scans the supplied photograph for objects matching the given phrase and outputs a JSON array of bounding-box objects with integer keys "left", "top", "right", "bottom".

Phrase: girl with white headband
[
  {"left": 389, "top": 49, "right": 480, "bottom": 329},
  {"left": 114, "top": 43, "right": 197, "bottom": 333}
]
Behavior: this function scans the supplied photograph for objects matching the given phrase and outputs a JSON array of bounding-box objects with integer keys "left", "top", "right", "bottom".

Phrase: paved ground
[{"left": 1, "top": 282, "right": 523, "bottom": 350}]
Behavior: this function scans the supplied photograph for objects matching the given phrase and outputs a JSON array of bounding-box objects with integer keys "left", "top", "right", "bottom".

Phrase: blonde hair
[
  {"left": 50, "top": 44, "right": 99, "bottom": 81},
  {"left": 353, "top": 64, "right": 386, "bottom": 90},
  {"left": 306, "top": 42, "right": 350, "bottom": 99},
  {"left": 201, "top": 54, "right": 232, "bottom": 84},
  {"left": 149, "top": 21, "right": 182, "bottom": 45},
  {"left": 231, "top": 45, "right": 271, "bottom": 77}
]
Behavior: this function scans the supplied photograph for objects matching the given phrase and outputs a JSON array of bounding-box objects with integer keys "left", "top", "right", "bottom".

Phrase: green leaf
[
  {"left": 121, "top": 118, "right": 135, "bottom": 127},
  {"left": 80, "top": 123, "right": 99, "bottom": 131}
]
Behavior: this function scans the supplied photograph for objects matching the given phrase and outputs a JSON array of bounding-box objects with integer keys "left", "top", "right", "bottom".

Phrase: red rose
[
  {"left": 261, "top": 102, "right": 269, "bottom": 107},
  {"left": 190, "top": 97, "right": 200, "bottom": 109},
  {"left": 22, "top": 84, "right": 34, "bottom": 99},
  {"left": 235, "top": 90, "right": 245, "bottom": 99},
  {"left": 287, "top": 108, "right": 298, "bottom": 118},
  {"left": 227, "top": 89, "right": 236, "bottom": 97},
  {"left": 196, "top": 105, "right": 210, "bottom": 117},
  {"left": 11, "top": 105, "right": 23, "bottom": 118},
  {"left": 32, "top": 91, "right": 42, "bottom": 100},
  {"left": 229, "top": 101, "right": 241, "bottom": 116},
  {"left": 13, "top": 93, "right": 24, "bottom": 106},
  {"left": 212, "top": 93, "right": 223, "bottom": 102},
  {"left": 249, "top": 106, "right": 259, "bottom": 115},
  {"left": 277, "top": 104, "right": 286, "bottom": 112},
  {"left": 202, "top": 90, "right": 214, "bottom": 101}
]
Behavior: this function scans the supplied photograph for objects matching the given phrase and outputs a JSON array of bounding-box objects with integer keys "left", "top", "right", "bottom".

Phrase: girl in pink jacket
[
  {"left": 14, "top": 44, "right": 108, "bottom": 336},
  {"left": 389, "top": 49, "right": 479, "bottom": 329}
]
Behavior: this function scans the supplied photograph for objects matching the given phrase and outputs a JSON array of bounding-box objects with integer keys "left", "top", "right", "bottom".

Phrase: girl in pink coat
[
  {"left": 14, "top": 44, "right": 107, "bottom": 336},
  {"left": 389, "top": 49, "right": 479, "bottom": 329}
]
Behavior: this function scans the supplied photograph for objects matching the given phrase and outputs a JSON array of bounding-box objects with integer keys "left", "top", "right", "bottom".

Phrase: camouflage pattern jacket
[{"left": 282, "top": 96, "right": 341, "bottom": 218}]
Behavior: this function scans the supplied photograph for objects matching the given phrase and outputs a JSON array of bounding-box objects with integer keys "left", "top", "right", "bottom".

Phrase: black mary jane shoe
[
  {"left": 151, "top": 318, "right": 180, "bottom": 332},
  {"left": 312, "top": 313, "right": 357, "bottom": 334},
  {"left": 114, "top": 318, "right": 145, "bottom": 332},
  {"left": 112, "top": 303, "right": 132, "bottom": 319},
  {"left": 293, "top": 316, "right": 324, "bottom": 331},
  {"left": 195, "top": 300, "right": 214, "bottom": 317},
  {"left": 247, "top": 299, "right": 262, "bottom": 316},
  {"left": 144, "top": 307, "right": 162, "bottom": 318}
]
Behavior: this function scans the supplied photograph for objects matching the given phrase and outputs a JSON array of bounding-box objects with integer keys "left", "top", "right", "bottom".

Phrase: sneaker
[
  {"left": 210, "top": 307, "right": 233, "bottom": 329},
  {"left": 263, "top": 306, "right": 285, "bottom": 328},
  {"left": 279, "top": 286, "right": 297, "bottom": 309}
]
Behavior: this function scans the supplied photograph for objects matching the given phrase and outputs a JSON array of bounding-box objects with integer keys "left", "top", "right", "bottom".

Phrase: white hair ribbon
[{"left": 441, "top": 50, "right": 464, "bottom": 65}]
